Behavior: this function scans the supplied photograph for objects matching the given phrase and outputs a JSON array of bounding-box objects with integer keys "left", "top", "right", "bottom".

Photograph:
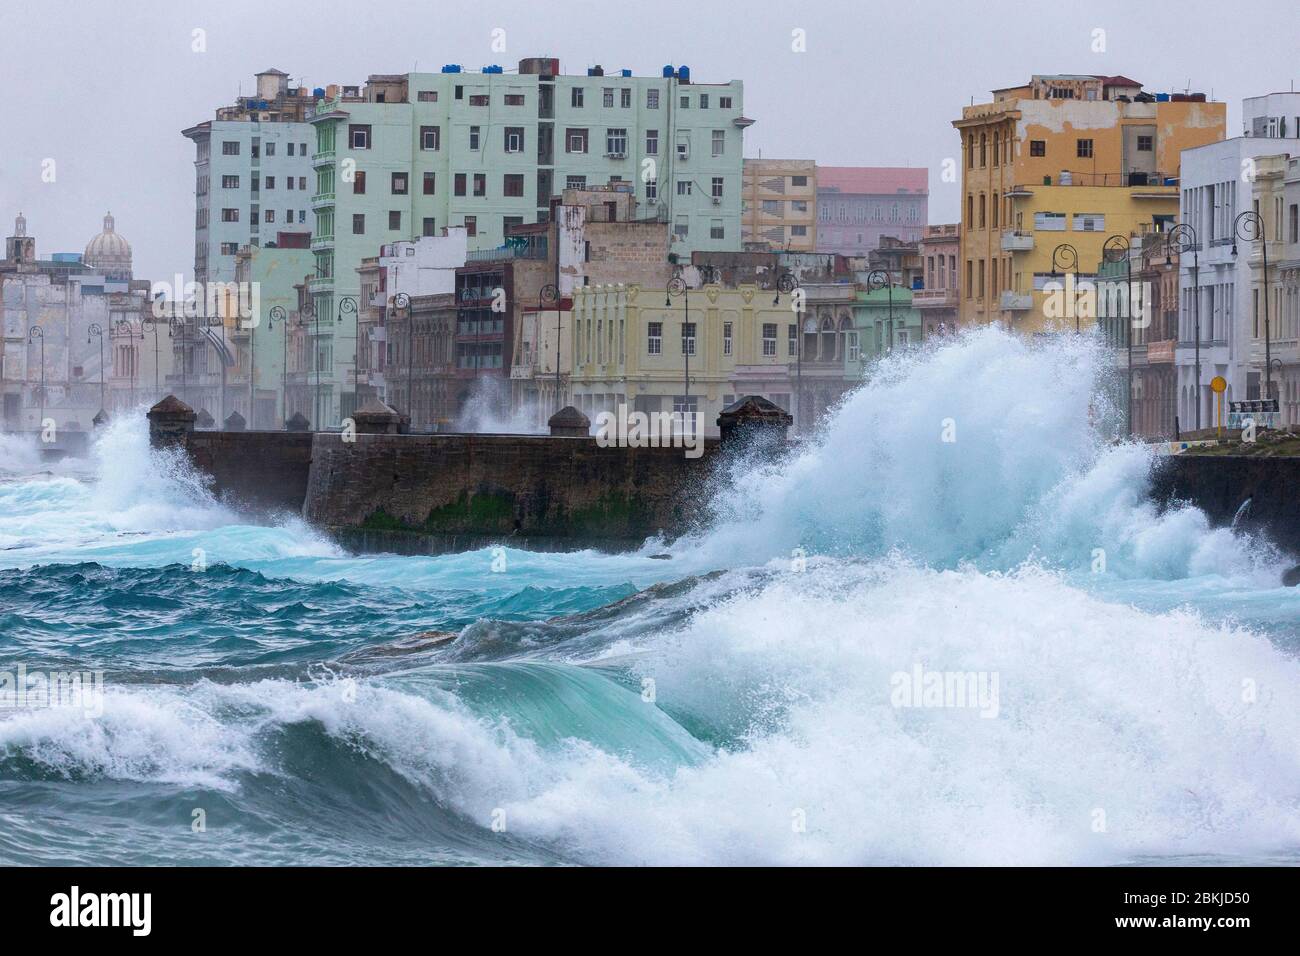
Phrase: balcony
[
  {"left": 913, "top": 288, "right": 957, "bottom": 309},
  {"left": 311, "top": 234, "right": 334, "bottom": 251},
  {"left": 1001, "top": 230, "right": 1035, "bottom": 252},
  {"left": 1000, "top": 291, "right": 1033, "bottom": 311},
  {"left": 310, "top": 192, "right": 336, "bottom": 210},
  {"left": 307, "top": 275, "right": 334, "bottom": 294},
  {"left": 311, "top": 150, "right": 335, "bottom": 167}
]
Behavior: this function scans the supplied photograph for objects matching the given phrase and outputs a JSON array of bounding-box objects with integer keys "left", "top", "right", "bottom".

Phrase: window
[
  {"left": 791, "top": 200, "right": 807, "bottom": 212},
  {"left": 699, "top": 94, "right": 710, "bottom": 109},
  {"left": 791, "top": 175, "right": 808, "bottom": 187},
  {"left": 469, "top": 126, "right": 481, "bottom": 150},
  {"left": 265, "top": 143, "right": 276, "bottom": 157},
  {"left": 720, "top": 96, "right": 733, "bottom": 109},
  {"left": 287, "top": 177, "right": 295, "bottom": 190},
  {"left": 473, "top": 173, "right": 486, "bottom": 197},
  {"left": 645, "top": 178, "right": 657, "bottom": 201},
  {"left": 265, "top": 210, "right": 275, "bottom": 223},
  {"left": 674, "top": 216, "right": 688, "bottom": 238},
  {"left": 1137, "top": 135, "right": 1153, "bottom": 152},
  {"left": 354, "top": 171, "right": 366, "bottom": 194},
  {"left": 287, "top": 142, "right": 295, "bottom": 156},
  {"left": 566, "top": 128, "right": 588, "bottom": 153},
  {"left": 349, "top": 124, "right": 371, "bottom": 149},
  {"left": 504, "top": 127, "right": 524, "bottom": 152},
  {"left": 710, "top": 219, "right": 724, "bottom": 239},
  {"left": 723, "top": 321, "right": 733, "bottom": 356},
  {"left": 645, "top": 129, "right": 659, "bottom": 154},
  {"left": 1289, "top": 203, "right": 1298, "bottom": 244},
  {"left": 788, "top": 325, "right": 797, "bottom": 355},
  {"left": 711, "top": 177, "right": 724, "bottom": 199},
  {"left": 603, "top": 88, "right": 614, "bottom": 108},
  {"left": 454, "top": 85, "right": 463, "bottom": 100},
  {"left": 391, "top": 172, "right": 408, "bottom": 195},
  {"left": 762, "top": 199, "right": 780, "bottom": 215},
  {"left": 1076, "top": 138, "right": 1094, "bottom": 158},
  {"left": 454, "top": 173, "right": 466, "bottom": 196},
  {"left": 222, "top": 141, "right": 240, "bottom": 155},
  {"left": 299, "top": 176, "right": 306, "bottom": 190},
  {"left": 1035, "top": 211, "right": 1067, "bottom": 231},
  {"left": 420, "top": 126, "right": 440, "bottom": 150},
  {"left": 712, "top": 130, "right": 725, "bottom": 157},
  {"left": 676, "top": 137, "right": 690, "bottom": 160},
  {"left": 566, "top": 175, "right": 587, "bottom": 190},
  {"left": 504, "top": 173, "right": 524, "bottom": 197},
  {"left": 1030, "top": 140, "right": 1046, "bottom": 157},
  {"left": 620, "top": 88, "right": 631, "bottom": 108},
  {"left": 220, "top": 242, "right": 238, "bottom": 255},
  {"left": 647, "top": 89, "right": 659, "bottom": 109},
  {"left": 221, "top": 208, "right": 239, "bottom": 222},
  {"left": 423, "top": 217, "right": 437, "bottom": 237},
  {"left": 571, "top": 87, "right": 584, "bottom": 107},
  {"left": 681, "top": 321, "right": 696, "bottom": 356},
  {"left": 265, "top": 176, "right": 275, "bottom": 189},
  {"left": 299, "top": 210, "right": 306, "bottom": 223},
  {"left": 647, "top": 322, "right": 662, "bottom": 354},
  {"left": 762, "top": 323, "right": 777, "bottom": 356},
  {"left": 418, "top": 90, "right": 438, "bottom": 102},
  {"left": 676, "top": 180, "right": 692, "bottom": 196},
  {"left": 463, "top": 215, "right": 477, "bottom": 237},
  {"left": 352, "top": 214, "right": 365, "bottom": 234},
  {"left": 388, "top": 210, "right": 401, "bottom": 230},
  {"left": 1073, "top": 213, "right": 1105, "bottom": 232},
  {"left": 301, "top": 143, "right": 306, "bottom": 155},
  {"left": 606, "top": 128, "right": 628, "bottom": 156},
  {"left": 791, "top": 225, "right": 807, "bottom": 236},
  {"left": 505, "top": 92, "right": 524, "bottom": 106},
  {"left": 423, "top": 172, "right": 436, "bottom": 195},
  {"left": 680, "top": 95, "right": 690, "bottom": 108},
  {"left": 221, "top": 175, "right": 240, "bottom": 189},
  {"left": 468, "top": 94, "right": 489, "bottom": 107}
]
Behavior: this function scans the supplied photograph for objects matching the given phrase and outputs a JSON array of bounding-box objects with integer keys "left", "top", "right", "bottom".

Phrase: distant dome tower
[{"left": 84, "top": 211, "right": 132, "bottom": 279}]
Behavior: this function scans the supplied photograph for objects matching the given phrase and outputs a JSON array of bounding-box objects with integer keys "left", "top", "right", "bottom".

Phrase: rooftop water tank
[
  {"left": 588, "top": 65, "right": 604, "bottom": 76},
  {"left": 662, "top": 65, "right": 674, "bottom": 78},
  {"left": 312, "top": 87, "right": 325, "bottom": 98},
  {"left": 677, "top": 65, "right": 690, "bottom": 83},
  {"left": 621, "top": 69, "right": 632, "bottom": 77},
  {"left": 482, "top": 64, "right": 503, "bottom": 74},
  {"left": 440, "top": 64, "right": 462, "bottom": 74}
]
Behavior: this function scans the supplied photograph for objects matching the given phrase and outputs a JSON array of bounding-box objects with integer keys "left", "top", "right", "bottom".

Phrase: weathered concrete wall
[
  {"left": 183, "top": 430, "right": 314, "bottom": 514},
  {"left": 1150, "top": 454, "right": 1300, "bottom": 555},
  {"left": 302, "top": 432, "right": 720, "bottom": 549}
]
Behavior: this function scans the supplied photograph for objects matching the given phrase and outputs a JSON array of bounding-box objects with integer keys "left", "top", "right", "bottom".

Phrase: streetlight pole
[
  {"left": 1103, "top": 235, "right": 1133, "bottom": 437},
  {"left": 269, "top": 305, "right": 287, "bottom": 427},
  {"left": 338, "top": 295, "right": 358, "bottom": 418},
  {"left": 537, "top": 283, "right": 559, "bottom": 412},
  {"left": 1166, "top": 223, "right": 1200, "bottom": 431},
  {"left": 771, "top": 272, "right": 800, "bottom": 426},
  {"left": 866, "top": 269, "right": 893, "bottom": 352},
  {"left": 1051, "top": 243, "right": 1080, "bottom": 332},
  {"left": 394, "top": 292, "right": 412, "bottom": 420},
  {"left": 1233, "top": 211, "right": 1272, "bottom": 411},
  {"left": 666, "top": 275, "right": 689, "bottom": 415},
  {"left": 27, "top": 326, "right": 44, "bottom": 427},
  {"left": 88, "top": 322, "right": 106, "bottom": 414}
]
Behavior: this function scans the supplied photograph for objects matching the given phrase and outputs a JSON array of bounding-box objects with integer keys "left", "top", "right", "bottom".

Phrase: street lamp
[
  {"left": 769, "top": 273, "right": 800, "bottom": 426},
  {"left": 113, "top": 317, "right": 143, "bottom": 407},
  {"left": 337, "top": 295, "right": 359, "bottom": 417},
  {"left": 303, "top": 298, "right": 319, "bottom": 430},
  {"left": 1166, "top": 223, "right": 1200, "bottom": 431},
  {"left": 1103, "top": 235, "right": 1134, "bottom": 437},
  {"left": 167, "top": 314, "right": 187, "bottom": 406},
  {"left": 1232, "top": 211, "right": 1272, "bottom": 407},
  {"left": 27, "top": 326, "right": 45, "bottom": 427},
  {"left": 865, "top": 269, "right": 894, "bottom": 353},
  {"left": 666, "top": 275, "right": 690, "bottom": 415},
  {"left": 88, "top": 322, "right": 106, "bottom": 415},
  {"left": 394, "top": 292, "right": 412, "bottom": 420},
  {"left": 1050, "top": 243, "right": 1080, "bottom": 332},
  {"left": 537, "top": 283, "right": 559, "bottom": 412},
  {"left": 268, "top": 305, "right": 288, "bottom": 428}
]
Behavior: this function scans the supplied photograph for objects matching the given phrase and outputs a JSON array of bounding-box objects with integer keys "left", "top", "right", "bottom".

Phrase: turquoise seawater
[{"left": 1, "top": 328, "right": 1297, "bottom": 865}]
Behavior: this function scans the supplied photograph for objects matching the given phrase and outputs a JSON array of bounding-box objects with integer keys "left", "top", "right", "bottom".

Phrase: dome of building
[{"left": 84, "top": 212, "right": 132, "bottom": 279}]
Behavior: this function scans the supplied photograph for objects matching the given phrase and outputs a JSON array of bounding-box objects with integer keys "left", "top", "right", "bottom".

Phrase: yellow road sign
[{"left": 1210, "top": 376, "right": 1227, "bottom": 394}]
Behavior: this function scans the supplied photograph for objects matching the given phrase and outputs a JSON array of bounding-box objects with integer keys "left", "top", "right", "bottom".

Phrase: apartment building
[
  {"left": 815, "top": 167, "right": 928, "bottom": 256},
  {"left": 304, "top": 58, "right": 746, "bottom": 426},
  {"left": 1175, "top": 92, "right": 1299, "bottom": 430},
  {"left": 183, "top": 69, "right": 322, "bottom": 285},
  {"left": 952, "top": 74, "right": 1226, "bottom": 332},
  {"left": 914, "top": 224, "right": 961, "bottom": 335},
  {"left": 742, "top": 159, "right": 817, "bottom": 250}
]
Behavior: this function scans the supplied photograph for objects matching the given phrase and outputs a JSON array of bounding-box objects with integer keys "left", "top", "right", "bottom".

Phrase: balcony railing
[
  {"left": 1000, "top": 291, "right": 1033, "bottom": 311},
  {"left": 1001, "top": 230, "right": 1035, "bottom": 252}
]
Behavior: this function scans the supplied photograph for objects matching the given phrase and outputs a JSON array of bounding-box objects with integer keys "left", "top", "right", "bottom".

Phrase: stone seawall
[
  {"left": 301, "top": 433, "right": 719, "bottom": 549},
  {"left": 1150, "top": 454, "right": 1300, "bottom": 555},
  {"left": 184, "top": 430, "right": 315, "bottom": 514}
]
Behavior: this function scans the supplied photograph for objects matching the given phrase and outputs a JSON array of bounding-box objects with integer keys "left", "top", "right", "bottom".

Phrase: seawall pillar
[{"left": 147, "top": 395, "right": 196, "bottom": 449}]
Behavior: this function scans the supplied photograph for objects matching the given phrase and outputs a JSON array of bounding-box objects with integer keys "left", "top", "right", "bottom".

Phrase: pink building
[
  {"left": 815, "top": 167, "right": 929, "bottom": 257},
  {"left": 914, "top": 224, "right": 961, "bottom": 336}
]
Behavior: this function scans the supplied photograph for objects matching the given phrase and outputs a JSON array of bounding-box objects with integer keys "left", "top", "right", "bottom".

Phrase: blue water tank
[
  {"left": 662, "top": 65, "right": 674, "bottom": 78},
  {"left": 1155, "top": 92, "right": 1170, "bottom": 102},
  {"left": 440, "top": 64, "right": 462, "bottom": 74},
  {"left": 621, "top": 69, "right": 632, "bottom": 77},
  {"left": 482, "top": 64, "right": 503, "bottom": 74},
  {"left": 677, "top": 65, "right": 690, "bottom": 83},
  {"left": 312, "top": 87, "right": 325, "bottom": 98}
]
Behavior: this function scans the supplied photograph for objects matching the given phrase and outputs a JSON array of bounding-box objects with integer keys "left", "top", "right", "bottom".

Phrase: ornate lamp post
[
  {"left": 167, "top": 314, "right": 187, "bottom": 406},
  {"left": 537, "top": 283, "right": 559, "bottom": 411},
  {"left": 1232, "top": 211, "right": 1272, "bottom": 408},
  {"left": 393, "top": 292, "right": 412, "bottom": 419},
  {"left": 1103, "top": 235, "right": 1134, "bottom": 437},
  {"left": 666, "top": 275, "right": 690, "bottom": 414},
  {"left": 113, "top": 317, "right": 143, "bottom": 407},
  {"left": 770, "top": 273, "right": 800, "bottom": 426},
  {"left": 302, "top": 298, "right": 319, "bottom": 429},
  {"left": 1165, "top": 223, "right": 1200, "bottom": 431},
  {"left": 87, "top": 322, "right": 106, "bottom": 414},
  {"left": 268, "top": 305, "right": 288, "bottom": 427},
  {"left": 1050, "top": 243, "right": 1080, "bottom": 332},
  {"left": 865, "top": 269, "right": 894, "bottom": 353},
  {"left": 336, "top": 295, "right": 359, "bottom": 417},
  {"left": 27, "top": 326, "right": 45, "bottom": 427}
]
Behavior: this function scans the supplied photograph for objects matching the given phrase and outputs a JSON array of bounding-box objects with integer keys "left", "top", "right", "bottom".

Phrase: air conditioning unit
[
  {"left": 606, "top": 150, "right": 627, "bottom": 159},
  {"left": 711, "top": 197, "right": 721, "bottom": 205},
  {"left": 676, "top": 146, "right": 689, "bottom": 160}
]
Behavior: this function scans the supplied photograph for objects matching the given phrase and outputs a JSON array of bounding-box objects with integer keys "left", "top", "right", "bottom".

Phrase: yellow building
[
  {"left": 952, "top": 74, "right": 1226, "bottom": 332},
  {"left": 742, "top": 159, "right": 818, "bottom": 252},
  {"left": 569, "top": 282, "right": 808, "bottom": 435}
]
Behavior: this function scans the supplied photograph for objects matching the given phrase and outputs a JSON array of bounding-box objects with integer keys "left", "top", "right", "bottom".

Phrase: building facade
[
  {"left": 815, "top": 167, "right": 928, "bottom": 257},
  {"left": 914, "top": 224, "right": 961, "bottom": 335},
  {"left": 742, "top": 158, "right": 817, "bottom": 251},
  {"left": 952, "top": 74, "right": 1226, "bottom": 333}
]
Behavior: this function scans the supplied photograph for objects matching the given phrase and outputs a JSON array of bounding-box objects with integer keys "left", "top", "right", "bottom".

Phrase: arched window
[{"left": 979, "top": 133, "right": 987, "bottom": 167}]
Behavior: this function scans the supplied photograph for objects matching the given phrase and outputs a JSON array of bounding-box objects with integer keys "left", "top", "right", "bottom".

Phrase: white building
[
  {"left": 1175, "top": 93, "right": 1299, "bottom": 431},
  {"left": 183, "top": 70, "right": 322, "bottom": 285}
]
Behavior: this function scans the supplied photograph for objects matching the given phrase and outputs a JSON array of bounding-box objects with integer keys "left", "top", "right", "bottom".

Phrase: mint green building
[
  {"left": 307, "top": 59, "right": 747, "bottom": 425},
  {"left": 233, "top": 245, "right": 315, "bottom": 427},
  {"left": 850, "top": 287, "right": 924, "bottom": 374}
]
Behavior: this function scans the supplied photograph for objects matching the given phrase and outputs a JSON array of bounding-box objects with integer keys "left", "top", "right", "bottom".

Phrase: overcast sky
[{"left": 2, "top": 0, "right": 1296, "bottom": 281}]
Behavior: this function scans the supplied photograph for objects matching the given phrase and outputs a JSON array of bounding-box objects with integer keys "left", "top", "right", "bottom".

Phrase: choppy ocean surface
[{"left": 1, "top": 328, "right": 1297, "bottom": 866}]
